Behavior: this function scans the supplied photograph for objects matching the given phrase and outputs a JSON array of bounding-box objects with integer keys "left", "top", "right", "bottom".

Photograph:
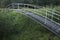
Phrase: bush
[{"left": 0, "top": 10, "right": 28, "bottom": 39}]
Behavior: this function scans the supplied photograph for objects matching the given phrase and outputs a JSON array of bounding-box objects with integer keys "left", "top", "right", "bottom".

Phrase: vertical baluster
[
  {"left": 18, "top": 3, "right": 19, "bottom": 9},
  {"left": 45, "top": 8, "right": 48, "bottom": 24}
]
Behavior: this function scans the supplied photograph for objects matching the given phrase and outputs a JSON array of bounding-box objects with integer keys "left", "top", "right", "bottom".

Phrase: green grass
[{"left": 0, "top": 9, "right": 60, "bottom": 40}]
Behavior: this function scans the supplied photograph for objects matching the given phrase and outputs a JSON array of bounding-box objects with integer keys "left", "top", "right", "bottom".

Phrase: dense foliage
[{"left": 0, "top": 0, "right": 60, "bottom": 7}]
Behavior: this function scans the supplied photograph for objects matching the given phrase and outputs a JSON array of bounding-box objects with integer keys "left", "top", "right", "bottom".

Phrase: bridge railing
[
  {"left": 7, "top": 3, "right": 60, "bottom": 25},
  {"left": 7, "top": 3, "right": 40, "bottom": 9},
  {"left": 43, "top": 8, "right": 60, "bottom": 25},
  {"left": 22, "top": 7, "right": 60, "bottom": 25},
  {"left": 24, "top": 7, "right": 60, "bottom": 25}
]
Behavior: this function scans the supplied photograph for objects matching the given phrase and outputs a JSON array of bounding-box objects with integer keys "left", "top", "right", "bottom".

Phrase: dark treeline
[{"left": 0, "top": 0, "right": 60, "bottom": 7}]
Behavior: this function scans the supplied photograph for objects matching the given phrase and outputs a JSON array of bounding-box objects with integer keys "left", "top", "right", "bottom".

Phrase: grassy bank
[{"left": 0, "top": 9, "right": 60, "bottom": 40}]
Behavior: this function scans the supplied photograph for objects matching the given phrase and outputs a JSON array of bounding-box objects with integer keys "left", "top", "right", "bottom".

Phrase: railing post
[
  {"left": 51, "top": 9, "right": 53, "bottom": 20},
  {"left": 51, "top": 4, "right": 53, "bottom": 20},
  {"left": 18, "top": 3, "right": 19, "bottom": 9},
  {"left": 45, "top": 8, "right": 48, "bottom": 24},
  {"left": 12, "top": 3, "right": 14, "bottom": 9},
  {"left": 27, "top": 4, "right": 29, "bottom": 8},
  {"left": 24, "top": 4, "right": 25, "bottom": 8}
]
